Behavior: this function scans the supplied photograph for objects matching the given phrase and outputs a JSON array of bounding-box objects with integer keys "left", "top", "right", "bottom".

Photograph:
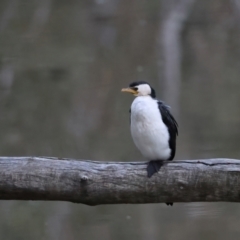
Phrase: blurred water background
[{"left": 1, "top": 0, "right": 240, "bottom": 239}]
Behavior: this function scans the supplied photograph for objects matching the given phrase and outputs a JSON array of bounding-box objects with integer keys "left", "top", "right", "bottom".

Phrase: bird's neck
[
  {"left": 135, "top": 95, "right": 153, "bottom": 100},
  {"left": 133, "top": 95, "right": 155, "bottom": 103},
  {"left": 132, "top": 96, "right": 157, "bottom": 112}
]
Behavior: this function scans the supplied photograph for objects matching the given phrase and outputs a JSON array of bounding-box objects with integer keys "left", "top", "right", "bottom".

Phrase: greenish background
[{"left": 0, "top": 0, "right": 240, "bottom": 239}]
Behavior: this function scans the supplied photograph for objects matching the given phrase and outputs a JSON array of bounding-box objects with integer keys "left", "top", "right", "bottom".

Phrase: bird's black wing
[{"left": 158, "top": 101, "right": 178, "bottom": 160}]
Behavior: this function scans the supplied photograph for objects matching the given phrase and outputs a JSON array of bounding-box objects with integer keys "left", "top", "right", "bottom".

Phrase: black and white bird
[{"left": 121, "top": 81, "right": 178, "bottom": 179}]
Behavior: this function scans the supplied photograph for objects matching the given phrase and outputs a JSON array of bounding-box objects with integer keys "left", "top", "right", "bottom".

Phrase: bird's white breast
[{"left": 130, "top": 96, "right": 170, "bottom": 160}]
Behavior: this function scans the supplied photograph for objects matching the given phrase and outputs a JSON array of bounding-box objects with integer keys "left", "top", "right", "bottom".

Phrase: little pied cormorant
[{"left": 122, "top": 81, "right": 178, "bottom": 205}]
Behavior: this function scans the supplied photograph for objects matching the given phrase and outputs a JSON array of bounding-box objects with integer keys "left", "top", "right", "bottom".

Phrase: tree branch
[{"left": 0, "top": 157, "right": 239, "bottom": 205}]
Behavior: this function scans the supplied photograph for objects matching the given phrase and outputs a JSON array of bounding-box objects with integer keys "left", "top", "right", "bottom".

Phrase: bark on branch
[{"left": 0, "top": 157, "right": 239, "bottom": 205}]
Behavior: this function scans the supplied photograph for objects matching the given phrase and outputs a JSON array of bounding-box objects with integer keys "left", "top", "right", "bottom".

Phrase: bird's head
[{"left": 121, "top": 81, "right": 156, "bottom": 98}]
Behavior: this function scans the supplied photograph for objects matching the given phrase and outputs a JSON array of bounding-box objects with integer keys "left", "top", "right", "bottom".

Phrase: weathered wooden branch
[{"left": 0, "top": 157, "right": 240, "bottom": 205}]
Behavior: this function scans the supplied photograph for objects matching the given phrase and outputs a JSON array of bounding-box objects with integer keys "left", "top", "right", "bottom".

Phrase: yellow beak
[{"left": 121, "top": 88, "right": 137, "bottom": 95}]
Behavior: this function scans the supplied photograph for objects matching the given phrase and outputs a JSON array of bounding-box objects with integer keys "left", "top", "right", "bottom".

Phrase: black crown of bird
[{"left": 121, "top": 81, "right": 178, "bottom": 206}]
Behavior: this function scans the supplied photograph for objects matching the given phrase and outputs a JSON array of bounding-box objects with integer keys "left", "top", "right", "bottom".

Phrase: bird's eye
[{"left": 131, "top": 87, "right": 138, "bottom": 91}]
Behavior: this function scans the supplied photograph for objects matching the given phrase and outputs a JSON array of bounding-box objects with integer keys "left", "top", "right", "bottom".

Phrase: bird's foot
[
  {"left": 166, "top": 202, "right": 173, "bottom": 206},
  {"left": 147, "top": 160, "right": 164, "bottom": 178}
]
